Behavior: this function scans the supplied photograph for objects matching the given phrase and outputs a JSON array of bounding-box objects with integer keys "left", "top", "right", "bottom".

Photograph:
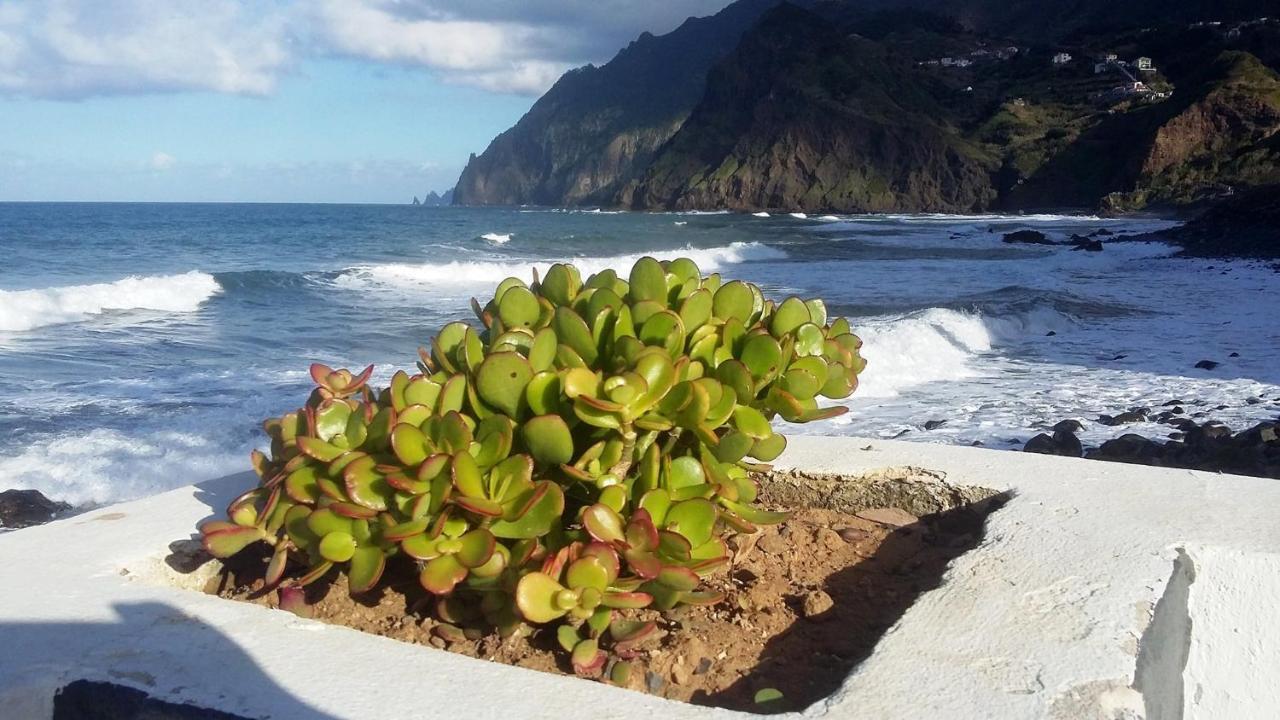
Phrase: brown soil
[{"left": 200, "top": 471, "right": 1002, "bottom": 714}]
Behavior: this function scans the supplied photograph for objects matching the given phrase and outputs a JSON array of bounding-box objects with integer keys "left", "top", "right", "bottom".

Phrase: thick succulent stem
[{"left": 608, "top": 425, "right": 637, "bottom": 480}]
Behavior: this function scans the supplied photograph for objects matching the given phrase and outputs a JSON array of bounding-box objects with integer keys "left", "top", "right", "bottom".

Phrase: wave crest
[
  {"left": 854, "top": 306, "right": 1074, "bottom": 398},
  {"left": 0, "top": 271, "right": 221, "bottom": 332},
  {"left": 335, "top": 242, "right": 786, "bottom": 292}
]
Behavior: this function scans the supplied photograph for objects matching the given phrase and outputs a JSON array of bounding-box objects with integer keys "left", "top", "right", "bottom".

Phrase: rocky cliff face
[
  {"left": 454, "top": 0, "right": 1280, "bottom": 213},
  {"left": 621, "top": 6, "right": 996, "bottom": 213},
  {"left": 453, "top": 0, "right": 785, "bottom": 207},
  {"left": 1130, "top": 52, "right": 1280, "bottom": 205}
]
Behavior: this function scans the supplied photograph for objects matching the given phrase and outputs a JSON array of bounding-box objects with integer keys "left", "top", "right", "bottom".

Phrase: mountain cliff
[
  {"left": 452, "top": 0, "right": 785, "bottom": 206},
  {"left": 620, "top": 6, "right": 996, "bottom": 212},
  {"left": 454, "top": 0, "right": 1280, "bottom": 213}
]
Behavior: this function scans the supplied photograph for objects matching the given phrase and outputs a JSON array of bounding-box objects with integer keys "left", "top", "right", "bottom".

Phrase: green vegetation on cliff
[{"left": 454, "top": 0, "right": 1280, "bottom": 213}]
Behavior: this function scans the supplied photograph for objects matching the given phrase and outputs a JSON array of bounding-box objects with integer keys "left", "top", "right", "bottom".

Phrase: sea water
[{"left": 1, "top": 203, "right": 1277, "bottom": 506}]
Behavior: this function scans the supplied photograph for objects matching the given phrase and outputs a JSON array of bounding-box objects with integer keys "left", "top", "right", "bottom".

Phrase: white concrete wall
[{"left": 0, "top": 436, "right": 1276, "bottom": 719}]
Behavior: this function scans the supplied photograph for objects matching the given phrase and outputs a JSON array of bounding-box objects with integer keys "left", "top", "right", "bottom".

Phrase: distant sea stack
[
  {"left": 418, "top": 189, "right": 454, "bottom": 207},
  {"left": 453, "top": 0, "right": 1280, "bottom": 215}
]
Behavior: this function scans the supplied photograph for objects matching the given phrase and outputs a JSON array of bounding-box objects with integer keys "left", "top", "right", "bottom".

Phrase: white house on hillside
[
  {"left": 1052, "top": 52, "right": 1073, "bottom": 65},
  {"left": 1136, "top": 56, "right": 1155, "bottom": 72}
]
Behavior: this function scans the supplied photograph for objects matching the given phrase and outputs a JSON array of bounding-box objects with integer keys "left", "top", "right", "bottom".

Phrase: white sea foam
[
  {"left": 0, "top": 427, "right": 245, "bottom": 506},
  {"left": 850, "top": 306, "right": 1075, "bottom": 399},
  {"left": 480, "top": 232, "right": 512, "bottom": 246},
  {"left": 0, "top": 271, "right": 221, "bottom": 332},
  {"left": 335, "top": 242, "right": 787, "bottom": 292},
  {"left": 674, "top": 221, "right": 688, "bottom": 226},
  {"left": 789, "top": 212, "right": 808, "bottom": 219},
  {"left": 752, "top": 211, "right": 771, "bottom": 218},
  {"left": 818, "top": 215, "right": 841, "bottom": 221}
]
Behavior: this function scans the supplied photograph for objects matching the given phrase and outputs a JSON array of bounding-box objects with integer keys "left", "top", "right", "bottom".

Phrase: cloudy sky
[{"left": 0, "top": 0, "right": 732, "bottom": 202}]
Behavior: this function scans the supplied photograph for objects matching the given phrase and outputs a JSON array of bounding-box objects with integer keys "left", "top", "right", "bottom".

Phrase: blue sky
[{"left": 0, "top": 0, "right": 730, "bottom": 203}]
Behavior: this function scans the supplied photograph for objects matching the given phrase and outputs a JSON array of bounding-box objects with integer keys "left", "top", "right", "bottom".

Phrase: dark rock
[
  {"left": 1194, "top": 360, "right": 1220, "bottom": 370},
  {"left": 891, "top": 428, "right": 911, "bottom": 439},
  {"left": 923, "top": 419, "right": 947, "bottom": 431},
  {"left": 1091, "top": 228, "right": 1115, "bottom": 237},
  {"left": 1098, "top": 409, "right": 1148, "bottom": 426},
  {"left": 1022, "top": 433, "right": 1058, "bottom": 455},
  {"left": 1229, "top": 352, "right": 1241, "bottom": 357},
  {"left": 1247, "top": 396, "right": 1263, "bottom": 405},
  {"left": 1088, "top": 434, "right": 1164, "bottom": 464},
  {"left": 1053, "top": 419, "right": 1084, "bottom": 434},
  {"left": 1053, "top": 428, "right": 1084, "bottom": 458},
  {"left": 0, "top": 489, "right": 71, "bottom": 529},
  {"left": 646, "top": 671, "right": 665, "bottom": 693},
  {"left": 1110, "top": 354, "right": 1128, "bottom": 361},
  {"left": 1045, "top": 330, "right": 1057, "bottom": 336},
  {"left": 1002, "top": 229, "right": 1053, "bottom": 245},
  {"left": 1023, "top": 427, "right": 1082, "bottom": 457},
  {"left": 1070, "top": 238, "right": 1105, "bottom": 252}
]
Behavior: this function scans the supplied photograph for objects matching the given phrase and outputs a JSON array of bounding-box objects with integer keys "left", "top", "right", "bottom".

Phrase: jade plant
[{"left": 201, "top": 256, "right": 865, "bottom": 680}]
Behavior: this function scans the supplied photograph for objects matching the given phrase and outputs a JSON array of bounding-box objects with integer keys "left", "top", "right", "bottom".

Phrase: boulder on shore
[
  {"left": 1002, "top": 230, "right": 1053, "bottom": 245},
  {"left": 0, "top": 489, "right": 71, "bottom": 529}
]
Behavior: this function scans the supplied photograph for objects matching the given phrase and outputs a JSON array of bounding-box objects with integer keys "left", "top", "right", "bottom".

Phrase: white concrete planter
[{"left": 1, "top": 436, "right": 1277, "bottom": 719}]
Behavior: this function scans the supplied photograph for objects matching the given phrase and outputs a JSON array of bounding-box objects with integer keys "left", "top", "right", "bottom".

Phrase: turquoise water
[{"left": 2, "top": 203, "right": 1276, "bottom": 505}]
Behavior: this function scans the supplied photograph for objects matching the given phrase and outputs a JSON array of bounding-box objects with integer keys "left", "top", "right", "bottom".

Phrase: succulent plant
[{"left": 201, "top": 256, "right": 864, "bottom": 680}]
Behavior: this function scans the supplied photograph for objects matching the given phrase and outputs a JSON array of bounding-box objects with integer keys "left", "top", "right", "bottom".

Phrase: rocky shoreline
[
  {"left": 1023, "top": 403, "right": 1280, "bottom": 479},
  {"left": 0, "top": 489, "right": 70, "bottom": 530}
]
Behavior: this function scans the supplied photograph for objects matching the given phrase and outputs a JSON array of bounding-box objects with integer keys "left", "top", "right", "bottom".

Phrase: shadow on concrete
[
  {"left": 1, "top": 601, "right": 339, "bottom": 719},
  {"left": 692, "top": 493, "right": 1011, "bottom": 714}
]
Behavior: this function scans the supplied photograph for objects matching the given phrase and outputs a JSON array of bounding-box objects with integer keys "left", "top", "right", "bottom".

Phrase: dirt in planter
[{"left": 202, "top": 476, "right": 1000, "bottom": 714}]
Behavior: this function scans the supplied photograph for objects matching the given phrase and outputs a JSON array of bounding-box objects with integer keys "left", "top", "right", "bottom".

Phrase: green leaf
[
  {"left": 343, "top": 455, "right": 390, "bottom": 511},
  {"left": 403, "top": 377, "right": 442, "bottom": 410},
  {"left": 498, "top": 285, "right": 540, "bottom": 329},
  {"left": 490, "top": 481, "right": 563, "bottom": 539},
  {"left": 582, "top": 503, "right": 625, "bottom": 544},
  {"left": 528, "top": 328, "right": 558, "bottom": 372},
  {"left": 566, "top": 556, "right": 611, "bottom": 592},
  {"left": 318, "top": 531, "right": 356, "bottom": 563},
  {"left": 451, "top": 450, "right": 486, "bottom": 499},
  {"left": 201, "top": 525, "right": 266, "bottom": 558},
  {"left": 668, "top": 456, "right": 705, "bottom": 489},
  {"left": 665, "top": 498, "right": 717, "bottom": 547},
  {"left": 540, "top": 263, "right": 581, "bottom": 306},
  {"left": 476, "top": 352, "right": 532, "bottom": 418},
  {"left": 390, "top": 424, "right": 431, "bottom": 466},
  {"left": 656, "top": 565, "right": 700, "bottom": 591},
  {"left": 628, "top": 256, "right": 668, "bottom": 304},
  {"left": 306, "top": 508, "right": 353, "bottom": 537},
  {"left": 521, "top": 414, "right": 574, "bottom": 466},
  {"left": 712, "top": 280, "right": 754, "bottom": 322},
  {"left": 455, "top": 528, "right": 496, "bottom": 568},
  {"left": 419, "top": 554, "right": 468, "bottom": 595},
  {"left": 284, "top": 465, "right": 321, "bottom": 504},
  {"left": 515, "top": 571, "right": 570, "bottom": 623},
  {"left": 347, "top": 546, "right": 386, "bottom": 594},
  {"left": 297, "top": 437, "right": 345, "bottom": 463},
  {"left": 741, "top": 333, "right": 783, "bottom": 380},
  {"left": 719, "top": 497, "right": 790, "bottom": 524},
  {"left": 770, "top": 296, "right": 811, "bottom": 338}
]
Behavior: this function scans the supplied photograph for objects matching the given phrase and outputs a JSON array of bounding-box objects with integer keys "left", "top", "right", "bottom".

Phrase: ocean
[{"left": 2, "top": 203, "right": 1277, "bottom": 507}]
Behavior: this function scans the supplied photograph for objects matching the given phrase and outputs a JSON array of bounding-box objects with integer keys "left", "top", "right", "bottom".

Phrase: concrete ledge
[{"left": 1, "top": 436, "right": 1277, "bottom": 719}]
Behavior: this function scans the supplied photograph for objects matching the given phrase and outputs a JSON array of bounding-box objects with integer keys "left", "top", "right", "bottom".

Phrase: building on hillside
[
  {"left": 1136, "top": 57, "right": 1155, "bottom": 72},
  {"left": 1052, "top": 52, "right": 1073, "bottom": 65}
]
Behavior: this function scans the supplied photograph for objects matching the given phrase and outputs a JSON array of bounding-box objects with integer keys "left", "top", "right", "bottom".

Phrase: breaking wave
[
  {"left": 334, "top": 242, "right": 787, "bottom": 291},
  {"left": 0, "top": 271, "right": 221, "bottom": 332}
]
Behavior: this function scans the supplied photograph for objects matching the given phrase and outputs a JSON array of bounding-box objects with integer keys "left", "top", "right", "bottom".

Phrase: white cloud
[
  {"left": 148, "top": 151, "right": 175, "bottom": 171},
  {"left": 0, "top": 0, "right": 290, "bottom": 98},
  {"left": 0, "top": 0, "right": 733, "bottom": 99}
]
